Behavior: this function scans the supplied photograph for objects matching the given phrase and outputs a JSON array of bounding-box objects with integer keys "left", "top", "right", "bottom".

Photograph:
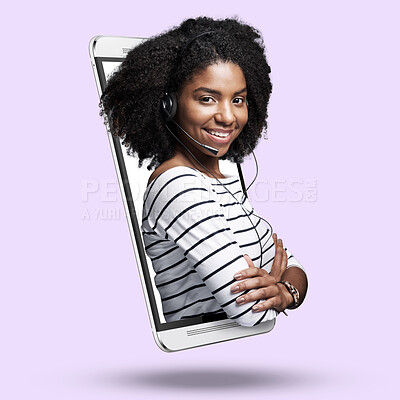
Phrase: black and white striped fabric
[{"left": 141, "top": 166, "right": 303, "bottom": 326}]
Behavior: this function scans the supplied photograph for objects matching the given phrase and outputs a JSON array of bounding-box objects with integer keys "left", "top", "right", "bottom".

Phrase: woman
[{"left": 100, "top": 17, "right": 308, "bottom": 326}]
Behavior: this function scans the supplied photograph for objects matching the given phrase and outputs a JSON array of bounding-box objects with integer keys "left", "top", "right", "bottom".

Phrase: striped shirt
[{"left": 141, "top": 166, "right": 303, "bottom": 326}]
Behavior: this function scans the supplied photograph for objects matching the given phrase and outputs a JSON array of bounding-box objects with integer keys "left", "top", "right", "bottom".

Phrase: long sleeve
[{"left": 142, "top": 167, "right": 278, "bottom": 326}]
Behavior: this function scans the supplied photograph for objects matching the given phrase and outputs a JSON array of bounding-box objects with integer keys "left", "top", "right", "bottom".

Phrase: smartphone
[{"left": 89, "top": 35, "right": 275, "bottom": 352}]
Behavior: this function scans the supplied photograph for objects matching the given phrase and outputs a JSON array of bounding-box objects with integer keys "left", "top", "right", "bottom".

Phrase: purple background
[{"left": 2, "top": 1, "right": 399, "bottom": 399}]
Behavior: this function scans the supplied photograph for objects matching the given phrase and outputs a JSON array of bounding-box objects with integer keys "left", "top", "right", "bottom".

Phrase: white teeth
[{"left": 205, "top": 129, "right": 230, "bottom": 138}]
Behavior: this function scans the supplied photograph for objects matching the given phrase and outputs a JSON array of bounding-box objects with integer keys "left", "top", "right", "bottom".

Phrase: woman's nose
[{"left": 214, "top": 102, "right": 235, "bottom": 125}]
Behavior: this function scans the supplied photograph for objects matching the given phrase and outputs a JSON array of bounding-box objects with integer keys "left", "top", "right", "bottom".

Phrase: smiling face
[{"left": 174, "top": 62, "right": 248, "bottom": 164}]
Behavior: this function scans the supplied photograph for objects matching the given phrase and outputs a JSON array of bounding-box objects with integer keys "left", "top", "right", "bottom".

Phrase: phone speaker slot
[{"left": 187, "top": 322, "right": 238, "bottom": 336}]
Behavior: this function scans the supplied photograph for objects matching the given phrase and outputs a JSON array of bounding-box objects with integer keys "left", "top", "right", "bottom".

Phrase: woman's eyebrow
[
  {"left": 193, "top": 87, "right": 247, "bottom": 95},
  {"left": 193, "top": 87, "right": 220, "bottom": 95},
  {"left": 234, "top": 87, "right": 247, "bottom": 95}
]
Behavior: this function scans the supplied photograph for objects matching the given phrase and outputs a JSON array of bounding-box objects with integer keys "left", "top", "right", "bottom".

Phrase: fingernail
[
  {"left": 253, "top": 305, "right": 260, "bottom": 312},
  {"left": 234, "top": 273, "right": 242, "bottom": 280},
  {"left": 231, "top": 285, "right": 240, "bottom": 293},
  {"left": 236, "top": 297, "right": 245, "bottom": 305}
]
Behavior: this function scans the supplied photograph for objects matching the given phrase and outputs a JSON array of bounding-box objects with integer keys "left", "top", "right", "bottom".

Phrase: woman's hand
[{"left": 230, "top": 233, "right": 293, "bottom": 313}]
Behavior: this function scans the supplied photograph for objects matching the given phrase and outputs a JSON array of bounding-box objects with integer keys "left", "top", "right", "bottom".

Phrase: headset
[{"left": 160, "top": 31, "right": 275, "bottom": 271}]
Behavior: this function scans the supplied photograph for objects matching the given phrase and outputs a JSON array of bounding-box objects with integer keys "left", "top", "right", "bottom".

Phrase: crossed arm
[{"left": 232, "top": 233, "right": 308, "bottom": 313}]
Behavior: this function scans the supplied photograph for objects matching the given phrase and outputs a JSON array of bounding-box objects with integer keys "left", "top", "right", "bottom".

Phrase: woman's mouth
[{"left": 202, "top": 128, "right": 233, "bottom": 143}]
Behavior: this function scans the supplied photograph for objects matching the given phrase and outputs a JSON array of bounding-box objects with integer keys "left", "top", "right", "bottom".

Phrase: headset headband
[{"left": 180, "top": 30, "right": 216, "bottom": 57}]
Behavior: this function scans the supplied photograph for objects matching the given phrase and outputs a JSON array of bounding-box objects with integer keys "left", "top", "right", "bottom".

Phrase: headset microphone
[{"left": 169, "top": 119, "right": 219, "bottom": 156}]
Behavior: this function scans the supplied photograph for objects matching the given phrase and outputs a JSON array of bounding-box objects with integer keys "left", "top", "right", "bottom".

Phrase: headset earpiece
[{"left": 161, "top": 92, "right": 178, "bottom": 121}]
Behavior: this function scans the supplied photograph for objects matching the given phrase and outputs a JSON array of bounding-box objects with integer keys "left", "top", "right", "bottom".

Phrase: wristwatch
[{"left": 278, "top": 281, "right": 300, "bottom": 309}]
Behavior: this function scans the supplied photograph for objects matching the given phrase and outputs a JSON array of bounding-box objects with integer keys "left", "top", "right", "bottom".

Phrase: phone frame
[{"left": 89, "top": 35, "right": 275, "bottom": 351}]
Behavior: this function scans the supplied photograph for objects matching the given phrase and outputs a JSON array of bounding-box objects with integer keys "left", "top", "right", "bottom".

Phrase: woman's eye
[
  {"left": 233, "top": 98, "right": 245, "bottom": 104},
  {"left": 200, "top": 96, "right": 214, "bottom": 103}
]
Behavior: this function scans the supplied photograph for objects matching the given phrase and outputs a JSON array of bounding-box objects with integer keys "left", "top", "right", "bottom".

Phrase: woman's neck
[{"left": 173, "top": 147, "right": 224, "bottom": 179}]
